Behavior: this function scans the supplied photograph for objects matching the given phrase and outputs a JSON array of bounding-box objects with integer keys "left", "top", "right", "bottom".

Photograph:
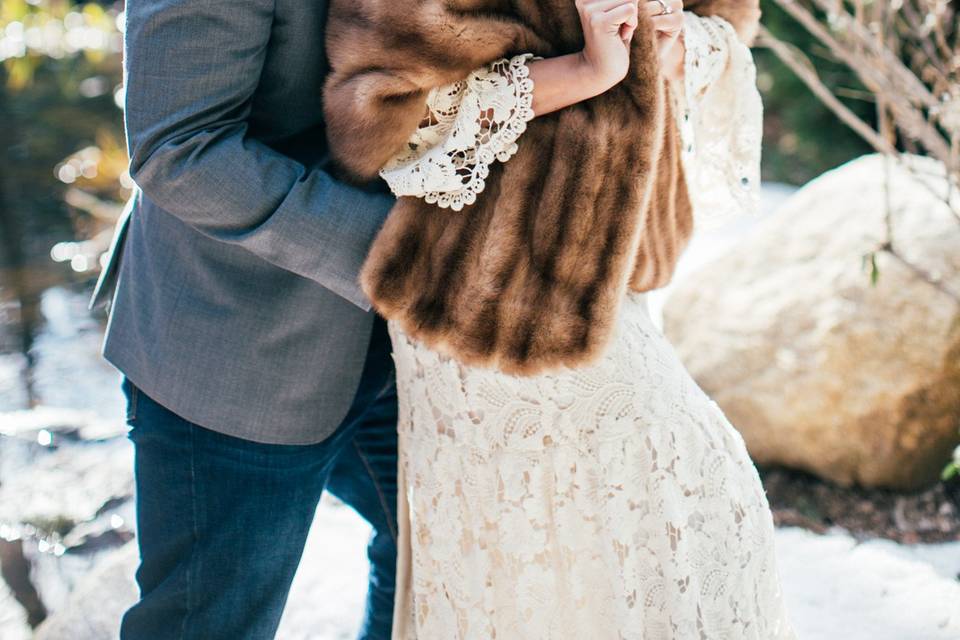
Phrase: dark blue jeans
[{"left": 119, "top": 318, "right": 398, "bottom": 640}]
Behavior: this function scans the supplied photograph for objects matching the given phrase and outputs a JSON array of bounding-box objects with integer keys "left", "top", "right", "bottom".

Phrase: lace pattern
[
  {"left": 390, "top": 293, "right": 797, "bottom": 638},
  {"left": 677, "top": 13, "right": 764, "bottom": 232},
  {"left": 379, "top": 54, "right": 536, "bottom": 211}
]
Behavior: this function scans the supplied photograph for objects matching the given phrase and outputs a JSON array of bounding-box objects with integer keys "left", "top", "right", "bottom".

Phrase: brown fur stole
[{"left": 324, "top": 0, "right": 760, "bottom": 375}]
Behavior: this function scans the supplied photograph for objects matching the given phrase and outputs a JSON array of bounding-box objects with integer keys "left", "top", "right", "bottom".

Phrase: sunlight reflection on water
[{"left": 0, "top": 286, "right": 123, "bottom": 416}]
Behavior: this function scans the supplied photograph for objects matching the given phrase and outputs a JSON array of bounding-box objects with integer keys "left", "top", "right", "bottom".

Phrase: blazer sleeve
[{"left": 123, "top": 0, "right": 392, "bottom": 310}]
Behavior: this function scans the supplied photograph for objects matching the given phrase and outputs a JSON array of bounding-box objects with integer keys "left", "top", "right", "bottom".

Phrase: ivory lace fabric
[
  {"left": 677, "top": 12, "right": 764, "bottom": 232},
  {"left": 386, "top": 14, "right": 795, "bottom": 640},
  {"left": 379, "top": 54, "right": 537, "bottom": 212}
]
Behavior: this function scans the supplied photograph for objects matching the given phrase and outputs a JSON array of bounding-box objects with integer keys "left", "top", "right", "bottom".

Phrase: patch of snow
[
  {"left": 876, "top": 539, "right": 960, "bottom": 583},
  {"left": 278, "top": 495, "right": 371, "bottom": 640},
  {"left": 30, "top": 497, "right": 372, "bottom": 640},
  {"left": 776, "top": 527, "right": 960, "bottom": 640},
  {"left": 0, "top": 438, "right": 133, "bottom": 530},
  {"left": 0, "top": 582, "right": 31, "bottom": 640},
  {"left": 0, "top": 406, "right": 123, "bottom": 441},
  {"left": 0, "top": 353, "right": 30, "bottom": 409}
]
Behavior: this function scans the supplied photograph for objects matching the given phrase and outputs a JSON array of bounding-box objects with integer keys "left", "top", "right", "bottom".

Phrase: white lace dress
[{"left": 382, "top": 14, "right": 796, "bottom": 640}]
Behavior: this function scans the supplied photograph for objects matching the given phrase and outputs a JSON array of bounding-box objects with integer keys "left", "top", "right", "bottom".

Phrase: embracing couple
[{"left": 94, "top": 0, "right": 796, "bottom": 637}]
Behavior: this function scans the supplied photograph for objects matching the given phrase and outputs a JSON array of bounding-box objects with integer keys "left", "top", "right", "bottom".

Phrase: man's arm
[{"left": 123, "top": 0, "right": 392, "bottom": 309}]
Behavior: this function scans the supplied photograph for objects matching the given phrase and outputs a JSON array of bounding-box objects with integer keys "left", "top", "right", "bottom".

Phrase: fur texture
[{"left": 324, "top": 0, "right": 760, "bottom": 375}]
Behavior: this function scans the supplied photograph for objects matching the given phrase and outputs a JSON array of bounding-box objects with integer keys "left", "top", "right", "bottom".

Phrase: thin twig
[
  {"left": 771, "top": 0, "right": 953, "bottom": 161},
  {"left": 756, "top": 26, "right": 896, "bottom": 154},
  {"left": 760, "top": 1, "right": 960, "bottom": 301}
]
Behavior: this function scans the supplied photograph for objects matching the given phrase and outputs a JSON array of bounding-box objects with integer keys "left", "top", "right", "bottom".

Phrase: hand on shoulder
[
  {"left": 646, "top": 0, "right": 685, "bottom": 83},
  {"left": 575, "top": 0, "right": 641, "bottom": 90},
  {"left": 526, "top": 0, "right": 686, "bottom": 117}
]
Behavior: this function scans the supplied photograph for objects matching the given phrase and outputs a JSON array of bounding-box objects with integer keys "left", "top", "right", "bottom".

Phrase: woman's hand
[
  {"left": 528, "top": 0, "right": 681, "bottom": 117},
  {"left": 575, "top": 0, "right": 640, "bottom": 89},
  {"left": 646, "top": 0, "right": 685, "bottom": 83}
]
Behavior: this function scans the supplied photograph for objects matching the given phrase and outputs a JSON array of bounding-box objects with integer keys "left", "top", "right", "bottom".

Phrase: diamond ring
[{"left": 654, "top": 0, "right": 673, "bottom": 15}]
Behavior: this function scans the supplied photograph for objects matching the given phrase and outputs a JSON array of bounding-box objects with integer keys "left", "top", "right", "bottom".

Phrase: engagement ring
[{"left": 654, "top": 0, "right": 673, "bottom": 15}]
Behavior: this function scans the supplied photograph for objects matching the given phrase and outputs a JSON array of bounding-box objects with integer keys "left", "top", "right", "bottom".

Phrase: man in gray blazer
[{"left": 93, "top": 0, "right": 399, "bottom": 637}]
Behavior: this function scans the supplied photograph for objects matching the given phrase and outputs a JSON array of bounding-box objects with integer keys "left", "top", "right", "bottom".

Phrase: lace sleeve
[
  {"left": 379, "top": 54, "right": 536, "bottom": 212},
  {"left": 677, "top": 13, "right": 764, "bottom": 232}
]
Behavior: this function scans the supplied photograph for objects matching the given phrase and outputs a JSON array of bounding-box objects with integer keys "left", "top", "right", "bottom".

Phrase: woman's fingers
[
  {"left": 577, "top": 0, "right": 639, "bottom": 39},
  {"left": 648, "top": 0, "right": 683, "bottom": 39},
  {"left": 643, "top": 0, "right": 683, "bottom": 16},
  {"left": 608, "top": 3, "right": 640, "bottom": 42},
  {"left": 652, "top": 15, "right": 683, "bottom": 37},
  {"left": 575, "top": 0, "right": 640, "bottom": 86},
  {"left": 578, "top": 0, "right": 681, "bottom": 36},
  {"left": 605, "top": 2, "right": 639, "bottom": 31}
]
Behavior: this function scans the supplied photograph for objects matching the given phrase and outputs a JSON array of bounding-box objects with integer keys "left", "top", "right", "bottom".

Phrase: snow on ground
[
  {"left": 0, "top": 586, "right": 30, "bottom": 640},
  {"left": 776, "top": 528, "right": 960, "bottom": 640},
  {"left": 279, "top": 496, "right": 371, "bottom": 640}
]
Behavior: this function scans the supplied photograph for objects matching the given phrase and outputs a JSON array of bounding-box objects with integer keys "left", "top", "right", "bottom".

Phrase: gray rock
[{"left": 664, "top": 154, "right": 960, "bottom": 490}]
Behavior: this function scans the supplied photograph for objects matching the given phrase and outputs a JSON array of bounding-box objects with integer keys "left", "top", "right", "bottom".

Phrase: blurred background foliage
[
  {"left": 754, "top": 0, "right": 875, "bottom": 184},
  {"left": 1, "top": 0, "right": 125, "bottom": 284}
]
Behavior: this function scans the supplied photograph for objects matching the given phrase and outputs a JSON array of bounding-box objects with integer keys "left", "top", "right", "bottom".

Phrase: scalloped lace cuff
[{"left": 379, "top": 54, "right": 537, "bottom": 212}]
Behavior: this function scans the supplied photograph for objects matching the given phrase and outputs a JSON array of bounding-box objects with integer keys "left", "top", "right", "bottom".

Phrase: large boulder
[{"left": 663, "top": 154, "right": 960, "bottom": 490}]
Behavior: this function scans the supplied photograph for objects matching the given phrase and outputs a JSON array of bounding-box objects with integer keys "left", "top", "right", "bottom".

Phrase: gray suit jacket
[{"left": 94, "top": 0, "right": 395, "bottom": 444}]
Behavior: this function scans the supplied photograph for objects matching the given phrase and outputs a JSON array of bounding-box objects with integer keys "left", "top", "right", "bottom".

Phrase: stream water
[{"left": 0, "top": 214, "right": 130, "bottom": 637}]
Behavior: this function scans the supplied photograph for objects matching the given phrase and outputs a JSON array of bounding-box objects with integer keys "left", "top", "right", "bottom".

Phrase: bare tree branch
[
  {"left": 760, "top": 0, "right": 960, "bottom": 300},
  {"left": 769, "top": 0, "right": 955, "bottom": 163},
  {"left": 755, "top": 25, "right": 896, "bottom": 154}
]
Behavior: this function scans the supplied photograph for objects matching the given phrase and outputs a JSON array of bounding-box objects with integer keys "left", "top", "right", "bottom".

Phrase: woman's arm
[
  {"left": 378, "top": 0, "right": 647, "bottom": 208},
  {"left": 526, "top": 0, "right": 640, "bottom": 116},
  {"left": 528, "top": 0, "right": 687, "bottom": 116},
  {"left": 378, "top": 0, "right": 691, "bottom": 209}
]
